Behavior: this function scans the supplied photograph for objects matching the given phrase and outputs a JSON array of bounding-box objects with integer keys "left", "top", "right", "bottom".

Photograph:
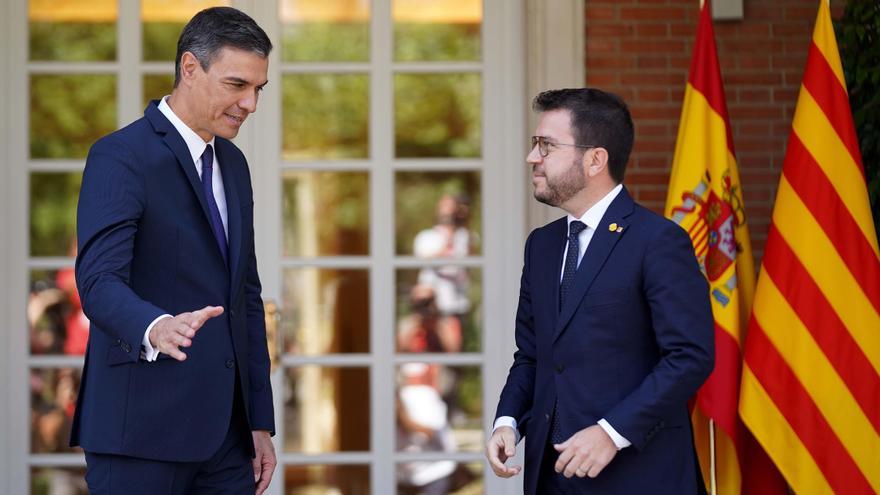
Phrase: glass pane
[
  {"left": 30, "top": 269, "right": 88, "bottom": 356},
  {"left": 396, "top": 268, "right": 481, "bottom": 353},
  {"left": 393, "top": 0, "right": 481, "bottom": 62},
  {"left": 282, "top": 74, "right": 369, "bottom": 160},
  {"left": 284, "top": 366, "right": 370, "bottom": 453},
  {"left": 31, "top": 368, "right": 83, "bottom": 454},
  {"left": 281, "top": 268, "right": 369, "bottom": 355},
  {"left": 282, "top": 171, "right": 369, "bottom": 256},
  {"left": 29, "top": 0, "right": 116, "bottom": 61},
  {"left": 285, "top": 464, "right": 370, "bottom": 495},
  {"left": 397, "top": 462, "right": 483, "bottom": 495},
  {"left": 395, "top": 172, "right": 481, "bottom": 256},
  {"left": 143, "top": 74, "right": 175, "bottom": 109},
  {"left": 396, "top": 365, "right": 482, "bottom": 453},
  {"left": 30, "top": 172, "right": 82, "bottom": 257},
  {"left": 394, "top": 73, "right": 481, "bottom": 158},
  {"left": 281, "top": 0, "right": 370, "bottom": 62},
  {"left": 142, "top": 0, "right": 231, "bottom": 61},
  {"left": 30, "top": 75, "right": 117, "bottom": 159},
  {"left": 31, "top": 467, "right": 88, "bottom": 495}
]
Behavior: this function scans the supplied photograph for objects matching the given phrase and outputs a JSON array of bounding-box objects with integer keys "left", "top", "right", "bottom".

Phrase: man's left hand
[
  {"left": 553, "top": 424, "right": 618, "bottom": 478},
  {"left": 252, "top": 430, "right": 276, "bottom": 495}
]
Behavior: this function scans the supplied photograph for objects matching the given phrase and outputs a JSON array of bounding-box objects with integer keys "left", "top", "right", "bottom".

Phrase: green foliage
[
  {"left": 30, "top": 75, "right": 116, "bottom": 159},
  {"left": 282, "top": 22, "right": 369, "bottom": 62},
  {"left": 143, "top": 22, "right": 187, "bottom": 61},
  {"left": 394, "top": 23, "right": 481, "bottom": 61},
  {"left": 30, "top": 173, "right": 81, "bottom": 257},
  {"left": 836, "top": 0, "right": 880, "bottom": 240},
  {"left": 29, "top": 22, "right": 115, "bottom": 61},
  {"left": 143, "top": 74, "right": 175, "bottom": 109}
]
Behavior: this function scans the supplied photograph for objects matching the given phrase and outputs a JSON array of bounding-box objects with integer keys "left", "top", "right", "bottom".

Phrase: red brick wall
[{"left": 586, "top": 0, "right": 845, "bottom": 262}]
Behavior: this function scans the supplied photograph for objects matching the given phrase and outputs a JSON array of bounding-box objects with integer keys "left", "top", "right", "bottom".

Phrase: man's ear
[
  {"left": 178, "top": 52, "right": 200, "bottom": 87},
  {"left": 584, "top": 147, "right": 609, "bottom": 178}
]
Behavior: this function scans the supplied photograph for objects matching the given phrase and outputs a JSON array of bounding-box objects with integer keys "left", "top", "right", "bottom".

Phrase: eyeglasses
[{"left": 530, "top": 136, "right": 596, "bottom": 158}]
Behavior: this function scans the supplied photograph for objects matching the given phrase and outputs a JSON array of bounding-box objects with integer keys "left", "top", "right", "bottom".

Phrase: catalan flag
[
  {"left": 665, "top": 3, "right": 786, "bottom": 493},
  {"left": 738, "top": 1, "right": 880, "bottom": 494}
]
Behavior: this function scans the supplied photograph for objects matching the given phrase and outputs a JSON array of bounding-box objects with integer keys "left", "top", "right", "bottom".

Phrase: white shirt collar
[
  {"left": 567, "top": 184, "right": 624, "bottom": 231},
  {"left": 157, "top": 96, "right": 215, "bottom": 163}
]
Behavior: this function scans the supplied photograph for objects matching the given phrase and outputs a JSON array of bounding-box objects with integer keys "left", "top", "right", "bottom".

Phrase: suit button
[
  {"left": 545, "top": 413, "right": 551, "bottom": 422},
  {"left": 225, "top": 359, "right": 234, "bottom": 369},
  {"left": 121, "top": 342, "right": 131, "bottom": 353},
  {"left": 555, "top": 364, "right": 564, "bottom": 374},
  {"left": 230, "top": 309, "right": 236, "bottom": 317}
]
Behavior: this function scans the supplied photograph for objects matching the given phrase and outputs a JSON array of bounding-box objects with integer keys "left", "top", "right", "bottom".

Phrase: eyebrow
[{"left": 224, "top": 77, "right": 269, "bottom": 88}]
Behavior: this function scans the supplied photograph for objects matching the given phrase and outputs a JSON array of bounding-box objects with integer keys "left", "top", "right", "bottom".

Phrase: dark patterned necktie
[
  {"left": 551, "top": 220, "right": 587, "bottom": 444},
  {"left": 200, "top": 144, "right": 228, "bottom": 264}
]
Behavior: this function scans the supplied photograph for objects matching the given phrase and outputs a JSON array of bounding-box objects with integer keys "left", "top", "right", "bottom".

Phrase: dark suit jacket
[
  {"left": 495, "top": 187, "right": 714, "bottom": 495},
  {"left": 70, "top": 101, "right": 274, "bottom": 462}
]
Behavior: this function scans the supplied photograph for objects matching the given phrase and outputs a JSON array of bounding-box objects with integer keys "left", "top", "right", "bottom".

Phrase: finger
[
  {"left": 553, "top": 437, "right": 571, "bottom": 451},
  {"left": 501, "top": 432, "right": 517, "bottom": 457},
  {"left": 253, "top": 456, "right": 261, "bottom": 483},
  {"left": 171, "top": 333, "right": 192, "bottom": 348},
  {"left": 587, "top": 460, "right": 606, "bottom": 478},
  {"left": 163, "top": 346, "right": 187, "bottom": 362},
  {"left": 554, "top": 446, "right": 574, "bottom": 473},
  {"left": 562, "top": 454, "right": 584, "bottom": 478}
]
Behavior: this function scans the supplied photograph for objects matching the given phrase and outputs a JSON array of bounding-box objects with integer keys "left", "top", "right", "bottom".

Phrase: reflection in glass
[
  {"left": 285, "top": 464, "right": 370, "bottom": 495},
  {"left": 393, "top": 0, "right": 482, "bottom": 62},
  {"left": 29, "top": 0, "right": 116, "bottom": 61},
  {"left": 394, "top": 73, "right": 481, "bottom": 158},
  {"left": 31, "top": 368, "right": 83, "bottom": 454},
  {"left": 397, "top": 462, "right": 483, "bottom": 495},
  {"left": 395, "top": 172, "right": 481, "bottom": 256},
  {"left": 30, "top": 75, "right": 117, "bottom": 159},
  {"left": 396, "top": 269, "right": 481, "bottom": 353},
  {"left": 142, "top": 0, "right": 231, "bottom": 61},
  {"left": 30, "top": 269, "right": 88, "bottom": 356},
  {"left": 31, "top": 467, "right": 88, "bottom": 495},
  {"left": 282, "top": 171, "right": 369, "bottom": 256},
  {"left": 282, "top": 268, "right": 369, "bottom": 355},
  {"left": 30, "top": 172, "right": 82, "bottom": 257},
  {"left": 143, "top": 74, "right": 175, "bottom": 109},
  {"left": 282, "top": 74, "right": 369, "bottom": 160},
  {"left": 396, "top": 365, "right": 482, "bottom": 454},
  {"left": 284, "top": 367, "right": 370, "bottom": 453},
  {"left": 281, "top": 0, "right": 370, "bottom": 62}
]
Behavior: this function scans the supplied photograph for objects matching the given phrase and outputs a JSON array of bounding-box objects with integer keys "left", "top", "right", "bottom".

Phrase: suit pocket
[{"left": 583, "top": 286, "right": 631, "bottom": 309}]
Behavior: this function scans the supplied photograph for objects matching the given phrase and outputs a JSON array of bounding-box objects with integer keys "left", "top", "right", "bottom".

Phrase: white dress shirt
[
  {"left": 494, "top": 184, "right": 632, "bottom": 450},
  {"left": 140, "top": 96, "right": 229, "bottom": 362}
]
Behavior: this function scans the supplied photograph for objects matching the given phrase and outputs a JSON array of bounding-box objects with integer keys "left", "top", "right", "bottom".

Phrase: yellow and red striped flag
[
  {"left": 738, "top": 1, "right": 880, "bottom": 494},
  {"left": 666, "top": 3, "right": 787, "bottom": 493}
]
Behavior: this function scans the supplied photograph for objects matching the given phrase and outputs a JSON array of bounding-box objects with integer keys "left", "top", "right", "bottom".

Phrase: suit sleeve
[
  {"left": 242, "top": 179, "right": 275, "bottom": 434},
  {"left": 494, "top": 231, "right": 538, "bottom": 438},
  {"left": 603, "top": 222, "right": 714, "bottom": 450},
  {"left": 75, "top": 136, "right": 167, "bottom": 363}
]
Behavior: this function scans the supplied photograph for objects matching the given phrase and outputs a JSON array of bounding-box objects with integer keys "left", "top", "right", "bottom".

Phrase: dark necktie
[
  {"left": 200, "top": 144, "right": 228, "bottom": 264},
  {"left": 551, "top": 220, "right": 587, "bottom": 444}
]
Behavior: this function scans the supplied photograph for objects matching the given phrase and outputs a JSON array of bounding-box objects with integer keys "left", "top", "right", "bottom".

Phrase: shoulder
[{"left": 628, "top": 202, "right": 689, "bottom": 243}]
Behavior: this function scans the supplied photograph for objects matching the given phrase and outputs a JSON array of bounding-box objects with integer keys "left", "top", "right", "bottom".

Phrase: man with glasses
[{"left": 486, "top": 88, "right": 713, "bottom": 494}]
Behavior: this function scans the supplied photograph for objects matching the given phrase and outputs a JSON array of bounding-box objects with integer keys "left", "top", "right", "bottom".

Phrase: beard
[{"left": 533, "top": 157, "right": 586, "bottom": 207}]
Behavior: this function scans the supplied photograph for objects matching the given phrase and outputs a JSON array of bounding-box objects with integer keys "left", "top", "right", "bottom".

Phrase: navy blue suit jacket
[
  {"left": 495, "top": 188, "right": 714, "bottom": 494},
  {"left": 70, "top": 101, "right": 274, "bottom": 462}
]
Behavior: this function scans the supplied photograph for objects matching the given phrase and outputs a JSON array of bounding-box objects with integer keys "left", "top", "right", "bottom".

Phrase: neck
[
  {"left": 562, "top": 183, "right": 616, "bottom": 219},
  {"left": 166, "top": 91, "right": 213, "bottom": 143}
]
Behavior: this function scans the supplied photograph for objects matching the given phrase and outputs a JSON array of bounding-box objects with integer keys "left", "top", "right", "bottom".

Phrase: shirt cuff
[
  {"left": 598, "top": 418, "right": 631, "bottom": 450},
  {"left": 142, "top": 314, "right": 172, "bottom": 362},
  {"left": 493, "top": 416, "right": 521, "bottom": 444}
]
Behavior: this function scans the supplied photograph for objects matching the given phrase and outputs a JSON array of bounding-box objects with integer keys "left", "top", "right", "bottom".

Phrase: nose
[
  {"left": 239, "top": 92, "right": 258, "bottom": 113},
  {"left": 526, "top": 145, "right": 543, "bottom": 165}
]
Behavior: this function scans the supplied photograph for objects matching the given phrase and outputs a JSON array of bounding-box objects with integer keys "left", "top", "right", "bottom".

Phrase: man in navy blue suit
[
  {"left": 485, "top": 88, "right": 714, "bottom": 494},
  {"left": 72, "top": 7, "right": 276, "bottom": 494}
]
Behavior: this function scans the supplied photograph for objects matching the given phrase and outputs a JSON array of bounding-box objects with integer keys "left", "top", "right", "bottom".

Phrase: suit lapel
[
  {"left": 216, "top": 140, "right": 242, "bottom": 288},
  {"left": 146, "top": 103, "right": 231, "bottom": 270},
  {"left": 553, "top": 188, "right": 635, "bottom": 343},
  {"left": 539, "top": 218, "right": 568, "bottom": 333}
]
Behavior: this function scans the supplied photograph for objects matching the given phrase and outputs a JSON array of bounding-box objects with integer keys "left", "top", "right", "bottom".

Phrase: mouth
[{"left": 224, "top": 113, "right": 245, "bottom": 126}]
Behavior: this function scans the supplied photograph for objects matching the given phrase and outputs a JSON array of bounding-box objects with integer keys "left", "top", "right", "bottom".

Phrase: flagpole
[{"left": 709, "top": 419, "right": 717, "bottom": 495}]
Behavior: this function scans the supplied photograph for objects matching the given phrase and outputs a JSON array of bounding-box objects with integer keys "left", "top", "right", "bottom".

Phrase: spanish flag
[
  {"left": 738, "top": 1, "right": 880, "bottom": 494},
  {"left": 665, "top": 3, "right": 786, "bottom": 493}
]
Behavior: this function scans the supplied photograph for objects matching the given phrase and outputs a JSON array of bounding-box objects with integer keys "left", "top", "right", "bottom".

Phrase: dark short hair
[
  {"left": 532, "top": 88, "right": 634, "bottom": 184},
  {"left": 174, "top": 7, "right": 273, "bottom": 87}
]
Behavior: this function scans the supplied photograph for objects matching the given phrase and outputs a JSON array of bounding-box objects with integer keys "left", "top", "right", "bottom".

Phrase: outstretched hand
[{"left": 148, "top": 306, "right": 224, "bottom": 361}]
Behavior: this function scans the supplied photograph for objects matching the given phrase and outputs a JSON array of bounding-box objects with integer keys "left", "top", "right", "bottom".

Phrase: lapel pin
[
  {"left": 608, "top": 223, "right": 618, "bottom": 232},
  {"left": 616, "top": 226, "right": 624, "bottom": 233}
]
